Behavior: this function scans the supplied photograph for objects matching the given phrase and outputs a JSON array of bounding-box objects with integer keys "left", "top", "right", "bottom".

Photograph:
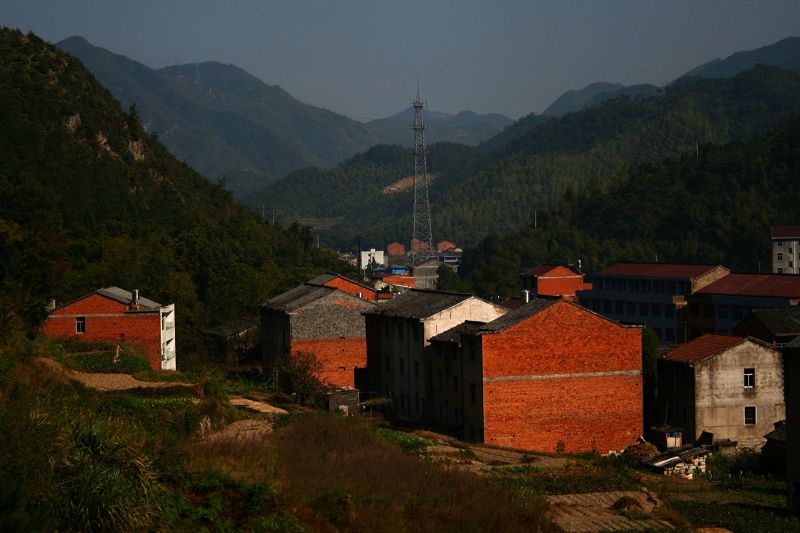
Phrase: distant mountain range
[
  {"left": 57, "top": 36, "right": 511, "bottom": 197},
  {"left": 542, "top": 82, "right": 660, "bottom": 117}
]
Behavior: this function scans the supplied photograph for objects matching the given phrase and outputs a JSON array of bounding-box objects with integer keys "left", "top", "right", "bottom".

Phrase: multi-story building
[
  {"left": 363, "top": 289, "right": 507, "bottom": 421},
  {"left": 576, "top": 263, "right": 729, "bottom": 344},
  {"left": 686, "top": 273, "right": 800, "bottom": 339},
  {"left": 44, "top": 287, "right": 176, "bottom": 370},
  {"left": 520, "top": 264, "right": 591, "bottom": 299},
  {"left": 772, "top": 226, "right": 800, "bottom": 274},
  {"left": 261, "top": 283, "right": 375, "bottom": 388},
  {"left": 658, "top": 334, "right": 785, "bottom": 450},
  {"left": 430, "top": 299, "right": 642, "bottom": 453}
]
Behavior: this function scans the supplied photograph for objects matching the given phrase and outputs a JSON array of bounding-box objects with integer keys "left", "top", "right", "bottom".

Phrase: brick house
[
  {"left": 520, "top": 264, "right": 591, "bottom": 299},
  {"left": 261, "top": 283, "right": 375, "bottom": 388},
  {"left": 387, "top": 242, "right": 407, "bottom": 257},
  {"left": 363, "top": 289, "right": 508, "bottom": 421},
  {"left": 437, "top": 240, "right": 457, "bottom": 252},
  {"left": 306, "top": 272, "right": 381, "bottom": 302},
  {"left": 430, "top": 299, "right": 642, "bottom": 453},
  {"left": 577, "top": 263, "right": 730, "bottom": 344},
  {"left": 43, "top": 287, "right": 176, "bottom": 370},
  {"left": 686, "top": 273, "right": 800, "bottom": 339},
  {"left": 658, "top": 334, "right": 785, "bottom": 450}
]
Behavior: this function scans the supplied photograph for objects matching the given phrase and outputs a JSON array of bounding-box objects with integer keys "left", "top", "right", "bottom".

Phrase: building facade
[
  {"left": 306, "top": 273, "right": 381, "bottom": 302},
  {"left": 772, "top": 225, "right": 800, "bottom": 274},
  {"left": 658, "top": 334, "right": 785, "bottom": 449},
  {"left": 364, "top": 290, "right": 508, "bottom": 421},
  {"left": 261, "top": 284, "right": 375, "bottom": 388},
  {"left": 430, "top": 299, "right": 643, "bottom": 453},
  {"left": 43, "top": 287, "right": 176, "bottom": 370},
  {"left": 520, "top": 264, "right": 591, "bottom": 299},
  {"left": 576, "top": 263, "right": 729, "bottom": 344}
]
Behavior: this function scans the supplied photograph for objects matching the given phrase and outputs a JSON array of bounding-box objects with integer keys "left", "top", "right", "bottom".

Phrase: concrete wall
[
  {"left": 773, "top": 238, "right": 800, "bottom": 274},
  {"left": 694, "top": 341, "right": 785, "bottom": 449}
]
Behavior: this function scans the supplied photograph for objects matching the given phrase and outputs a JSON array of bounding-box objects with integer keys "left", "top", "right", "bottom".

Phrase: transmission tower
[{"left": 410, "top": 85, "right": 434, "bottom": 264}]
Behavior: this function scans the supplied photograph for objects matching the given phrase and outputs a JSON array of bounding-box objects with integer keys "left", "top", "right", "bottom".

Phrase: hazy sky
[{"left": 5, "top": 1, "right": 800, "bottom": 119}]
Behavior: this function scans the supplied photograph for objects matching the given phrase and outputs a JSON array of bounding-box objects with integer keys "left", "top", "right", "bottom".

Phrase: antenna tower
[{"left": 410, "top": 84, "right": 434, "bottom": 263}]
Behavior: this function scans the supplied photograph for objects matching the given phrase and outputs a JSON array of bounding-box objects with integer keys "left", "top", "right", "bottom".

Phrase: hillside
[
  {"left": 367, "top": 108, "right": 512, "bottom": 146},
  {"left": 0, "top": 28, "right": 345, "bottom": 353},
  {"left": 256, "top": 66, "right": 800, "bottom": 250},
  {"left": 56, "top": 36, "right": 383, "bottom": 197},
  {"left": 457, "top": 116, "right": 800, "bottom": 297},
  {"left": 681, "top": 36, "right": 800, "bottom": 80}
]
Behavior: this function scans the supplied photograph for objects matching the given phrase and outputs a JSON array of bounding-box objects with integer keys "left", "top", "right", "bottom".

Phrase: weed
[{"left": 376, "top": 427, "right": 434, "bottom": 456}]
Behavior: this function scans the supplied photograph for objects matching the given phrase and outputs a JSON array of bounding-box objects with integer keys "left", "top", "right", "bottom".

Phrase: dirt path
[
  {"left": 546, "top": 490, "right": 673, "bottom": 532},
  {"left": 33, "top": 357, "right": 196, "bottom": 391}
]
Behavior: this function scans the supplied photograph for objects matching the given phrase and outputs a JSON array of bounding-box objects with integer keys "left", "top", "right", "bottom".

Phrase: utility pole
[{"left": 410, "top": 80, "right": 434, "bottom": 264}]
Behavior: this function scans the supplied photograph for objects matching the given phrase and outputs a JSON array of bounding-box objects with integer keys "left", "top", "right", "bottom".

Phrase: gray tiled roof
[
  {"left": 363, "top": 289, "right": 473, "bottom": 319},
  {"left": 429, "top": 321, "right": 485, "bottom": 344},
  {"left": 261, "top": 284, "right": 334, "bottom": 312},
  {"left": 747, "top": 308, "right": 800, "bottom": 336},
  {"left": 476, "top": 298, "right": 558, "bottom": 333},
  {"left": 97, "top": 287, "right": 162, "bottom": 309}
]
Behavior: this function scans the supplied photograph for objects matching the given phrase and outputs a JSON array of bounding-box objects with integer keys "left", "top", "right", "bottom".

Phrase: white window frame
[
  {"left": 75, "top": 316, "right": 86, "bottom": 334},
  {"left": 744, "top": 368, "right": 755, "bottom": 388}
]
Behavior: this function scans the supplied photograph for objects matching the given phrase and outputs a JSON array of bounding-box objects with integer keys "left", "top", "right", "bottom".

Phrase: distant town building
[
  {"left": 43, "top": 287, "right": 176, "bottom": 370},
  {"left": 430, "top": 299, "right": 643, "bottom": 453},
  {"left": 658, "top": 334, "right": 784, "bottom": 450},
  {"left": 307, "top": 272, "right": 380, "bottom": 301},
  {"left": 363, "top": 289, "right": 508, "bottom": 421},
  {"left": 380, "top": 274, "right": 416, "bottom": 290},
  {"left": 410, "top": 239, "right": 431, "bottom": 253},
  {"left": 360, "top": 249, "right": 387, "bottom": 270},
  {"left": 437, "top": 240, "right": 457, "bottom": 252},
  {"left": 261, "top": 283, "right": 375, "bottom": 388},
  {"left": 520, "top": 264, "right": 591, "bottom": 299},
  {"left": 772, "top": 226, "right": 800, "bottom": 274},
  {"left": 387, "top": 242, "right": 407, "bottom": 257},
  {"left": 685, "top": 273, "right": 800, "bottom": 339},
  {"left": 412, "top": 258, "right": 442, "bottom": 290},
  {"left": 577, "top": 263, "right": 730, "bottom": 344},
  {"left": 436, "top": 249, "right": 462, "bottom": 269}
]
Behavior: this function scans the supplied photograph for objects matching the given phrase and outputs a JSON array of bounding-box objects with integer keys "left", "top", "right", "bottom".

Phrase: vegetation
[{"left": 0, "top": 28, "right": 350, "bottom": 365}]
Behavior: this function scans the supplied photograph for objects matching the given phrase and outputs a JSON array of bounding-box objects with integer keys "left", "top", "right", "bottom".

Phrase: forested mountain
[
  {"left": 256, "top": 65, "right": 800, "bottom": 250},
  {"left": 57, "top": 36, "right": 383, "bottom": 197},
  {"left": 456, "top": 116, "right": 800, "bottom": 297},
  {"left": 681, "top": 36, "right": 800, "bottom": 80},
  {"left": 0, "top": 28, "right": 345, "bottom": 353},
  {"left": 367, "top": 108, "right": 512, "bottom": 146}
]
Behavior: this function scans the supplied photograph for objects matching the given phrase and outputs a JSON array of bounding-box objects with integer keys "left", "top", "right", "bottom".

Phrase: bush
[
  {"left": 69, "top": 347, "right": 151, "bottom": 374},
  {"left": 707, "top": 450, "right": 763, "bottom": 483}
]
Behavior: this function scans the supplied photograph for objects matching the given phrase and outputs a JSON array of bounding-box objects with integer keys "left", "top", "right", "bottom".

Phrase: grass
[{"left": 376, "top": 426, "right": 435, "bottom": 456}]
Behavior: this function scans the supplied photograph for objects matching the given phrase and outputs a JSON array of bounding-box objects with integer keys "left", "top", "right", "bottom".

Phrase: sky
[{"left": 4, "top": 0, "right": 800, "bottom": 119}]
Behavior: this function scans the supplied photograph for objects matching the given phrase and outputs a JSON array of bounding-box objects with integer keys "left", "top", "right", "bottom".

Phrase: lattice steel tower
[{"left": 410, "top": 86, "right": 434, "bottom": 263}]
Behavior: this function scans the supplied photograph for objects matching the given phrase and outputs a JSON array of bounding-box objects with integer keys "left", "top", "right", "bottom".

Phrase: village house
[
  {"left": 412, "top": 258, "right": 442, "bottom": 290},
  {"left": 261, "top": 283, "right": 375, "bottom": 388},
  {"left": 576, "top": 263, "right": 730, "bottom": 344},
  {"left": 204, "top": 317, "right": 259, "bottom": 365},
  {"left": 437, "top": 240, "right": 457, "bottom": 252},
  {"left": 429, "top": 299, "right": 642, "bottom": 453},
  {"left": 733, "top": 307, "right": 800, "bottom": 346},
  {"left": 306, "top": 272, "right": 383, "bottom": 302},
  {"left": 657, "top": 334, "right": 785, "bottom": 450},
  {"left": 363, "top": 289, "right": 508, "bottom": 421},
  {"left": 685, "top": 273, "right": 800, "bottom": 339},
  {"left": 520, "top": 264, "right": 592, "bottom": 299},
  {"left": 360, "top": 249, "right": 387, "bottom": 270},
  {"left": 43, "top": 287, "right": 176, "bottom": 370},
  {"left": 386, "top": 242, "right": 407, "bottom": 257},
  {"left": 772, "top": 225, "right": 800, "bottom": 274}
]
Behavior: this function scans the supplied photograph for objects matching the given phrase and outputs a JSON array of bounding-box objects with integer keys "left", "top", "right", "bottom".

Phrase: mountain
[
  {"left": 254, "top": 65, "right": 800, "bottom": 251},
  {"left": 680, "top": 36, "right": 800, "bottom": 80},
  {"left": 458, "top": 115, "right": 800, "bottom": 297},
  {"left": 56, "top": 36, "right": 382, "bottom": 197},
  {"left": 366, "top": 108, "right": 512, "bottom": 146},
  {"left": 0, "top": 28, "right": 345, "bottom": 350}
]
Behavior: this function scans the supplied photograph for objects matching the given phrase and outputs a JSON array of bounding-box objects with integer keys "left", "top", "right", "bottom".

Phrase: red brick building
[
  {"left": 431, "top": 299, "right": 642, "bottom": 453},
  {"left": 381, "top": 274, "right": 416, "bottom": 289},
  {"left": 387, "top": 242, "right": 407, "bottom": 256},
  {"left": 520, "top": 264, "right": 591, "bottom": 299},
  {"left": 43, "top": 287, "right": 176, "bottom": 370},
  {"left": 437, "top": 240, "right": 457, "bottom": 252},
  {"left": 261, "top": 283, "right": 376, "bottom": 388},
  {"left": 307, "top": 273, "right": 381, "bottom": 302}
]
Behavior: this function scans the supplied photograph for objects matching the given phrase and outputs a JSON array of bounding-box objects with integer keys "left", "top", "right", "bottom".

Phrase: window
[
  {"left": 470, "top": 383, "right": 477, "bottom": 405},
  {"left": 744, "top": 405, "right": 756, "bottom": 426},
  {"left": 777, "top": 240, "right": 784, "bottom": 247},
  {"left": 790, "top": 247, "right": 794, "bottom": 254},
  {"left": 76, "top": 317, "right": 86, "bottom": 334},
  {"left": 651, "top": 303, "right": 661, "bottom": 317},
  {"left": 615, "top": 301, "right": 624, "bottom": 314},
  {"left": 778, "top": 268, "right": 784, "bottom": 274},
  {"left": 778, "top": 253, "right": 784, "bottom": 261},
  {"left": 627, "top": 302, "right": 636, "bottom": 315},
  {"left": 744, "top": 368, "right": 755, "bottom": 388},
  {"left": 639, "top": 302, "right": 648, "bottom": 317}
]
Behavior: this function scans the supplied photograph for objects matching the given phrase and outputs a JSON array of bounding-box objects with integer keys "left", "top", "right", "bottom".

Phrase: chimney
[
  {"left": 132, "top": 289, "right": 140, "bottom": 308},
  {"left": 45, "top": 298, "right": 56, "bottom": 312},
  {"left": 522, "top": 289, "right": 530, "bottom": 304}
]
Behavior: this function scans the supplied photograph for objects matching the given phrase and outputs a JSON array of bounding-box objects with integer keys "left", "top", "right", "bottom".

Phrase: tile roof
[
  {"left": 429, "top": 321, "right": 485, "bottom": 344},
  {"left": 477, "top": 298, "right": 559, "bottom": 333},
  {"left": 745, "top": 308, "right": 800, "bottom": 336},
  {"left": 362, "top": 289, "right": 474, "bottom": 319},
  {"left": 771, "top": 225, "right": 800, "bottom": 239},
  {"left": 662, "top": 334, "right": 746, "bottom": 363},
  {"left": 522, "top": 264, "right": 579, "bottom": 277},
  {"left": 306, "top": 272, "right": 376, "bottom": 292},
  {"left": 97, "top": 287, "right": 162, "bottom": 309},
  {"left": 261, "top": 284, "right": 334, "bottom": 312},
  {"left": 696, "top": 273, "right": 800, "bottom": 298},
  {"left": 597, "top": 263, "right": 723, "bottom": 279}
]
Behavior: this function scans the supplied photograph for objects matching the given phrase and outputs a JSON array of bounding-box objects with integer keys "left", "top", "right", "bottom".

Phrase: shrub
[
  {"left": 707, "top": 449, "right": 763, "bottom": 483},
  {"left": 69, "top": 347, "right": 151, "bottom": 374}
]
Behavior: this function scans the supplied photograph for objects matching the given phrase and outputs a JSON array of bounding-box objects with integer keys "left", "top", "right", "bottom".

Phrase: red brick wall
[
  {"left": 481, "top": 301, "right": 642, "bottom": 453},
  {"left": 44, "top": 305, "right": 162, "bottom": 370},
  {"left": 323, "top": 277, "right": 377, "bottom": 301},
  {"left": 292, "top": 338, "right": 367, "bottom": 388},
  {"left": 536, "top": 276, "right": 586, "bottom": 297},
  {"left": 48, "top": 294, "right": 127, "bottom": 315}
]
